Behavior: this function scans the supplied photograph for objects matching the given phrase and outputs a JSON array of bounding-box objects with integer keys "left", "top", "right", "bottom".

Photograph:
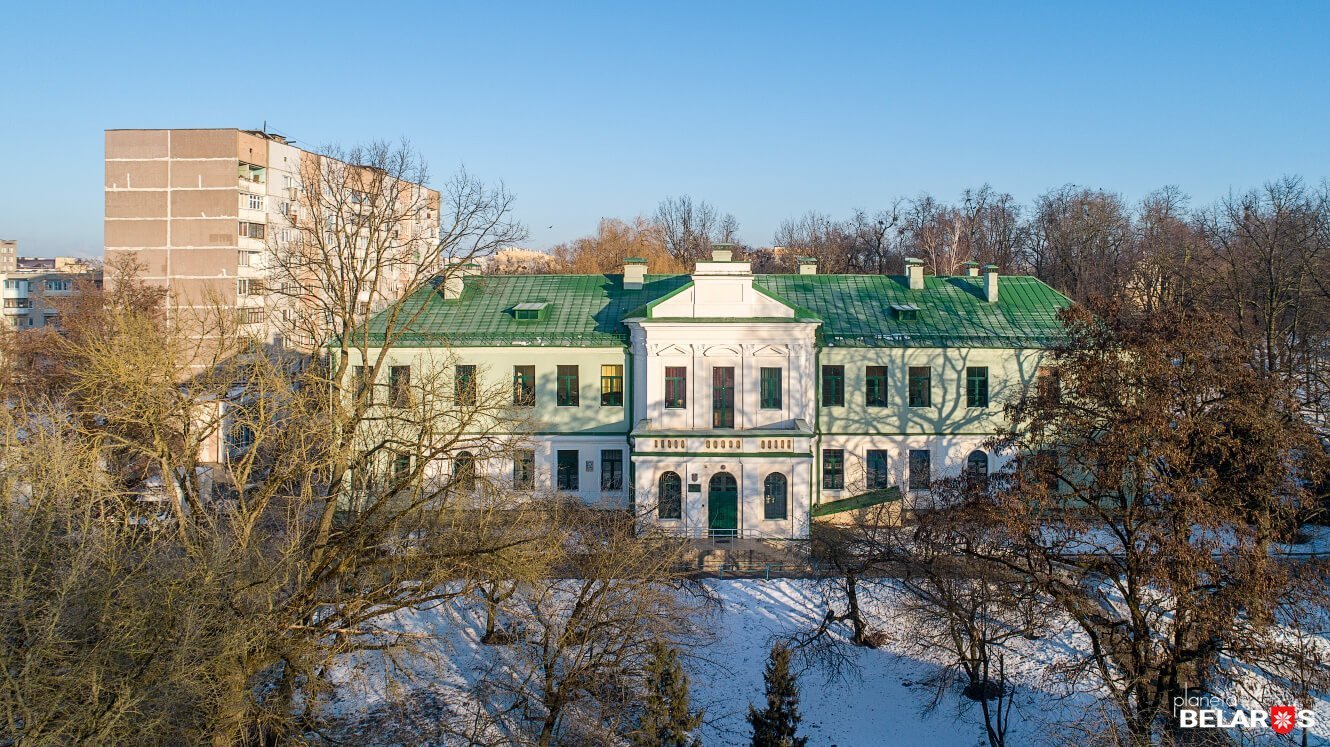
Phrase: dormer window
[
  {"left": 513, "top": 302, "right": 549, "bottom": 321},
  {"left": 892, "top": 304, "right": 919, "bottom": 321}
]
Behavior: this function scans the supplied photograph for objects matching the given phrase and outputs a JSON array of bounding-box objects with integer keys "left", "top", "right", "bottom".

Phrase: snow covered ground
[{"left": 325, "top": 578, "right": 1330, "bottom": 746}]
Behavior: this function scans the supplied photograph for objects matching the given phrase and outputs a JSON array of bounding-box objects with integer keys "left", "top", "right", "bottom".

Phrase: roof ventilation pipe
[
  {"left": 623, "top": 257, "right": 647, "bottom": 289},
  {"left": 984, "top": 265, "right": 1000, "bottom": 303},
  {"left": 905, "top": 258, "right": 925, "bottom": 290},
  {"left": 442, "top": 262, "right": 480, "bottom": 300}
]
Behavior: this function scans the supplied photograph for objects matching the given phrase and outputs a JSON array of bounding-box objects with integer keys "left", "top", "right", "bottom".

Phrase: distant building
[
  {"left": 104, "top": 128, "right": 440, "bottom": 350},
  {"left": 486, "top": 248, "right": 560, "bottom": 275},
  {"left": 0, "top": 241, "right": 16, "bottom": 273},
  {"left": 17, "top": 256, "right": 96, "bottom": 272},
  {"left": 1, "top": 265, "right": 102, "bottom": 331}
]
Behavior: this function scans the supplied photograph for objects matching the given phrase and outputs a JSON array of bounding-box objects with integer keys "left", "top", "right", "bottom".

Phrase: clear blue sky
[{"left": 3, "top": 0, "right": 1327, "bottom": 257}]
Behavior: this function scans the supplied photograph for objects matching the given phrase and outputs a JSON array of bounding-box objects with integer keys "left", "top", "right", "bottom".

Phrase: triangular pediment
[{"left": 752, "top": 345, "right": 788, "bottom": 357}]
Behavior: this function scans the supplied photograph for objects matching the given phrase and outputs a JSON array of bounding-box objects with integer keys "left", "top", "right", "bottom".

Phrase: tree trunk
[{"left": 844, "top": 572, "right": 869, "bottom": 646}]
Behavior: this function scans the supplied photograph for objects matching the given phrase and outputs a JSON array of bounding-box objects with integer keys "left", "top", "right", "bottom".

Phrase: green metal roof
[
  {"left": 754, "top": 274, "right": 1071, "bottom": 348},
  {"left": 363, "top": 274, "right": 690, "bottom": 347},
  {"left": 811, "top": 486, "right": 903, "bottom": 517},
  {"left": 362, "top": 271, "right": 1070, "bottom": 348}
]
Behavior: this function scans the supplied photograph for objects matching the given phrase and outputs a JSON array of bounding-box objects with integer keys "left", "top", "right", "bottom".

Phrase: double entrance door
[{"left": 706, "top": 472, "right": 738, "bottom": 538}]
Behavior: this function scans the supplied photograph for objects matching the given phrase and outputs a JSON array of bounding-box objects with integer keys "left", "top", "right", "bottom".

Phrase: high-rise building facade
[{"left": 104, "top": 129, "right": 440, "bottom": 349}]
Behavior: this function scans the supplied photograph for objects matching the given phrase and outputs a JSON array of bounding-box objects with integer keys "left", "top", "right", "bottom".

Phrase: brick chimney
[
  {"left": 983, "top": 265, "right": 999, "bottom": 303},
  {"left": 623, "top": 257, "right": 647, "bottom": 289},
  {"left": 797, "top": 256, "right": 817, "bottom": 275},
  {"left": 963, "top": 260, "right": 980, "bottom": 277},
  {"left": 905, "top": 258, "right": 925, "bottom": 290},
  {"left": 711, "top": 243, "right": 734, "bottom": 262}
]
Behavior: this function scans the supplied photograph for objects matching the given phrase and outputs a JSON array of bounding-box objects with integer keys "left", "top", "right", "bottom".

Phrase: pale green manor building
[{"left": 354, "top": 247, "right": 1069, "bottom": 539}]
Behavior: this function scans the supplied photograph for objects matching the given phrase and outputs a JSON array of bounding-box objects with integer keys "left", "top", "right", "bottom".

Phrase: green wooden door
[
  {"left": 708, "top": 472, "right": 738, "bottom": 537},
  {"left": 712, "top": 367, "right": 735, "bottom": 428}
]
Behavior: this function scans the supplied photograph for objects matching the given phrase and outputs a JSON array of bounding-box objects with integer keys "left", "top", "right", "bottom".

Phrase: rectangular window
[
  {"left": 760, "top": 367, "right": 782, "bottom": 409},
  {"left": 600, "top": 364, "right": 624, "bottom": 407},
  {"left": 867, "top": 449, "right": 889, "bottom": 490},
  {"left": 712, "top": 367, "right": 735, "bottom": 428},
  {"left": 244, "top": 193, "right": 264, "bottom": 210},
  {"left": 389, "top": 365, "right": 411, "bottom": 408},
  {"left": 908, "top": 366, "right": 932, "bottom": 407},
  {"left": 513, "top": 449, "right": 535, "bottom": 489},
  {"left": 392, "top": 452, "right": 411, "bottom": 479},
  {"left": 664, "top": 366, "right": 687, "bottom": 409},
  {"left": 238, "top": 221, "right": 265, "bottom": 240},
  {"left": 865, "top": 366, "right": 888, "bottom": 407},
  {"left": 513, "top": 365, "right": 535, "bottom": 407},
  {"left": 243, "top": 308, "right": 264, "bottom": 325},
  {"left": 455, "top": 365, "right": 477, "bottom": 406},
  {"left": 557, "top": 365, "right": 579, "bottom": 406},
  {"left": 556, "top": 449, "right": 579, "bottom": 491},
  {"left": 967, "top": 366, "right": 989, "bottom": 408},
  {"left": 909, "top": 449, "right": 931, "bottom": 490},
  {"left": 1039, "top": 449, "right": 1059, "bottom": 491},
  {"left": 600, "top": 449, "right": 623, "bottom": 491},
  {"left": 823, "top": 449, "right": 845, "bottom": 490},
  {"left": 1037, "top": 366, "right": 1061, "bottom": 405},
  {"left": 351, "top": 365, "right": 372, "bottom": 404},
  {"left": 822, "top": 365, "right": 845, "bottom": 406}
]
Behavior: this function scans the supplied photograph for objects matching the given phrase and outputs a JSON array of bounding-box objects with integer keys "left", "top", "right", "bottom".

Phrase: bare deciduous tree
[
  {"left": 654, "top": 195, "right": 736, "bottom": 264},
  {"left": 969, "top": 300, "right": 1330, "bottom": 745},
  {"left": 479, "top": 503, "right": 705, "bottom": 746}
]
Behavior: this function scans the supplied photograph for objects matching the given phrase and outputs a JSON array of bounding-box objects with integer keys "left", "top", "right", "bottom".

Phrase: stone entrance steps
[{"left": 688, "top": 538, "right": 811, "bottom": 575}]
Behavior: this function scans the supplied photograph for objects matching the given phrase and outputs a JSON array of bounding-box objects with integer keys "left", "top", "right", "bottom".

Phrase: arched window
[
  {"left": 965, "top": 450, "right": 988, "bottom": 482},
  {"left": 658, "top": 471, "right": 682, "bottom": 520},
  {"left": 764, "top": 473, "right": 788, "bottom": 520},
  {"left": 455, "top": 451, "right": 476, "bottom": 492}
]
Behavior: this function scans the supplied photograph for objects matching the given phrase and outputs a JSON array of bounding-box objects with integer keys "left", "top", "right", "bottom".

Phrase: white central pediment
[{"left": 649, "top": 270, "right": 797, "bottom": 319}]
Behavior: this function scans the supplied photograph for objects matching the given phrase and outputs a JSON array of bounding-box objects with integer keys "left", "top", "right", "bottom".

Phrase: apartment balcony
[{"left": 238, "top": 178, "right": 267, "bottom": 196}]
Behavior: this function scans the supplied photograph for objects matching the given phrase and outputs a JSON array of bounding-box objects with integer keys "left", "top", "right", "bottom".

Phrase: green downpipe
[{"left": 625, "top": 346, "right": 635, "bottom": 515}]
